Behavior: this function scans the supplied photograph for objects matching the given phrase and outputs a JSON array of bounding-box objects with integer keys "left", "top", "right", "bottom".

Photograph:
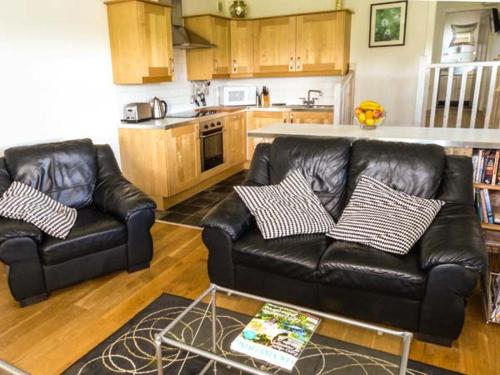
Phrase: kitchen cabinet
[
  {"left": 287, "top": 111, "right": 334, "bottom": 124},
  {"left": 295, "top": 12, "right": 351, "bottom": 75},
  {"left": 246, "top": 111, "right": 287, "bottom": 160},
  {"left": 183, "top": 10, "right": 352, "bottom": 79},
  {"left": 253, "top": 16, "right": 297, "bottom": 76},
  {"left": 105, "top": 0, "right": 174, "bottom": 84},
  {"left": 166, "top": 123, "right": 201, "bottom": 195},
  {"left": 252, "top": 10, "right": 351, "bottom": 77},
  {"left": 230, "top": 20, "right": 254, "bottom": 77},
  {"left": 185, "top": 15, "right": 231, "bottom": 80},
  {"left": 225, "top": 113, "right": 247, "bottom": 165}
]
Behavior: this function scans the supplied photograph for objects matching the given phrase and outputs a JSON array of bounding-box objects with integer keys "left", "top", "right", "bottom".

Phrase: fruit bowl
[{"left": 354, "top": 101, "right": 385, "bottom": 130}]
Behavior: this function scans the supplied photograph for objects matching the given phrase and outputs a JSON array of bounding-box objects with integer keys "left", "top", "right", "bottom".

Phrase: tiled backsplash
[{"left": 114, "top": 50, "right": 340, "bottom": 117}]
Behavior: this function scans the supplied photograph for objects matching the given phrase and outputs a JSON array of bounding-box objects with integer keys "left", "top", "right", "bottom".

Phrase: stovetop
[{"left": 166, "top": 109, "right": 222, "bottom": 118}]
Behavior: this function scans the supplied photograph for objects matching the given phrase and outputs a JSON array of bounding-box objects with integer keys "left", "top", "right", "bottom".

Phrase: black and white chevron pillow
[
  {"left": 234, "top": 170, "right": 336, "bottom": 239},
  {"left": 0, "top": 182, "right": 77, "bottom": 239},
  {"left": 327, "top": 175, "right": 444, "bottom": 255}
]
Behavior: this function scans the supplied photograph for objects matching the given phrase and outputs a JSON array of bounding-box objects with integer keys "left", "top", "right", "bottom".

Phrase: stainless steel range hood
[{"left": 171, "top": 0, "right": 215, "bottom": 49}]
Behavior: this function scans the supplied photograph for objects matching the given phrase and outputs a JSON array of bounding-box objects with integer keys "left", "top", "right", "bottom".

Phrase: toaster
[{"left": 123, "top": 103, "right": 153, "bottom": 123}]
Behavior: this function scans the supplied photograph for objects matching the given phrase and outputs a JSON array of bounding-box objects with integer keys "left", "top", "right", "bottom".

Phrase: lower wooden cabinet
[
  {"left": 118, "top": 109, "right": 333, "bottom": 209},
  {"left": 225, "top": 113, "right": 247, "bottom": 165},
  {"left": 246, "top": 111, "right": 287, "bottom": 160},
  {"left": 166, "top": 123, "right": 201, "bottom": 195},
  {"left": 287, "top": 111, "right": 334, "bottom": 124}
]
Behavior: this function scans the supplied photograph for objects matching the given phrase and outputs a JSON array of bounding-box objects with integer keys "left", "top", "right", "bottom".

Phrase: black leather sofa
[
  {"left": 0, "top": 139, "right": 156, "bottom": 306},
  {"left": 201, "top": 137, "right": 488, "bottom": 345}
]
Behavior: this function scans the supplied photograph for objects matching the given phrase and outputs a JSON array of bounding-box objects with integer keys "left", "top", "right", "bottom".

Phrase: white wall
[
  {"left": 0, "top": 0, "right": 199, "bottom": 157},
  {"left": 347, "top": 0, "right": 435, "bottom": 126}
]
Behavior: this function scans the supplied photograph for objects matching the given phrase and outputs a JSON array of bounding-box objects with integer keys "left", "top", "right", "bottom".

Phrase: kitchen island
[{"left": 247, "top": 124, "right": 500, "bottom": 149}]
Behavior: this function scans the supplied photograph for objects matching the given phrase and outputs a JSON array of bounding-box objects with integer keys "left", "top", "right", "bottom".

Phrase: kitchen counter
[
  {"left": 248, "top": 124, "right": 500, "bottom": 149},
  {"left": 118, "top": 106, "right": 334, "bottom": 130}
]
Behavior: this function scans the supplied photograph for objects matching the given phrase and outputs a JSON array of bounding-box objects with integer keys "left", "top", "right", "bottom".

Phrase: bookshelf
[{"left": 473, "top": 148, "right": 500, "bottom": 323}]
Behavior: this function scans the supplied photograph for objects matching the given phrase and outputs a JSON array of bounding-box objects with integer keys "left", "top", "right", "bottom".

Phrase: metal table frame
[{"left": 155, "top": 284, "right": 413, "bottom": 375}]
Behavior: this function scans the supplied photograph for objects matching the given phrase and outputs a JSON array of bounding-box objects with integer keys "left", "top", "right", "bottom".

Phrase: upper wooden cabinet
[
  {"left": 184, "top": 10, "right": 351, "bottom": 79},
  {"left": 295, "top": 12, "right": 351, "bottom": 75},
  {"left": 184, "top": 16, "right": 231, "bottom": 81},
  {"left": 105, "top": 0, "right": 174, "bottom": 84},
  {"left": 230, "top": 20, "right": 254, "bottom": 77},
  {"left": 252, "top": 17, "right": 296, "bottom": 76}
]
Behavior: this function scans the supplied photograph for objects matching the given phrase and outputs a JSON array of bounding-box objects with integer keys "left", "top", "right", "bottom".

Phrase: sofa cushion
[
  {"left": 40, "top": 207, "right": 127, "bottom": 265},
  {"left": 328, "top": 175, "right": 444, "bottom": 255},
  {"left": 347, "top": 139, "right": 446, "bottom": 201},
  {"left": 269, "top": 137, "right": 351, "bottom": 220},
  {"left": 4, "top": 139, "right": 97, "bottom": 209},
  {"left": 0, "top": 182, "right": 78, "bottom": 239},
  {"left": 317, "top": 240, "right": 427, "bottom": 300},
  {"left": 233, "top": 227, "right": 332, "bottom": 281},
  {"left": 234, "top": 170, "right": 335, "bottom": 239}
]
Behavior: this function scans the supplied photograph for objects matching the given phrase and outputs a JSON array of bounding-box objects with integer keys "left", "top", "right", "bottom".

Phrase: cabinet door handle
[
  {"left": 290, "top": 113, "right": 294, "bottom": 123},
  {"left": 296, "top": 56, "right": 301, "bottom": 71},
  {"left": 170, "top": 58, "right": 175, "bottom": 74},
  {"left": 233, "top": 59, "right": 237, "bottom": 72},
  {"left": 289, "top": 56, "right": 295, "bottom": 71}
]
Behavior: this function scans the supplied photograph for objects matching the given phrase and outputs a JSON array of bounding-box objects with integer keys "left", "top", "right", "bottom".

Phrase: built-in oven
[{"left": 200, "top": 118, "right": 224, "bottom": 172}]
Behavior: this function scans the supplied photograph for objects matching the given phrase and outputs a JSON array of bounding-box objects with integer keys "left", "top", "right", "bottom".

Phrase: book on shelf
[
  {"left": 473, "top": 149, "right": 500, "bottom": 185},
  {"left": 484, "top": 190, "right": 495, "bottom": 224},
  {"left": 476, "top": 189, "right": 497, "bottom": 224},
  {"left": 230, "top": 303, "right": 320, "bottom": 371}
]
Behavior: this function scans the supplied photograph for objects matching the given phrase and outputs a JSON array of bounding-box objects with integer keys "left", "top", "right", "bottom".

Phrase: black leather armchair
[
  {"left": 201, "top": 137, "right": 488, "bottom": 345},
  {"left": 0, "top": 139, "right": 156, "bottom": 306}
]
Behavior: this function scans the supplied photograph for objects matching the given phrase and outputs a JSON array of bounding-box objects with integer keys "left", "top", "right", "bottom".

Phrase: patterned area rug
[{"left": 64, "top": 294, "right": 460, "bottom": 375}]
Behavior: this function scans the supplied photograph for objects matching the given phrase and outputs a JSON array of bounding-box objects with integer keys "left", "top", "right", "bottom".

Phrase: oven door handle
[{"left": 200, "top": 130, "right": 223, "bottom": 139}]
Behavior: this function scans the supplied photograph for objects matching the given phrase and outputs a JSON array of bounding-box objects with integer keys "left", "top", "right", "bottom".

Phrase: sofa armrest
[
  {"left": 200, "top": 192, "right": 254, "bottom": 241},
  {"left": 94, "top": 145, "right": 156, "bottom": 222},
  {"left": 94, "top": 177, "right": 156, "bottom": 222},
  {"left": 0, "top": 218, "right": 42, "bottom": 245},
  {"left": 419, "top": 204, "right": 487, "bottom": 273}
]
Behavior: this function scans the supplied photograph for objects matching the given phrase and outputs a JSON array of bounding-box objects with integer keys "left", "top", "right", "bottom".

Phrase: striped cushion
[
  {"left": 0, "top": 182, "right": 77, "bottom": 239},
  {"left": 234, "top": 170, "right": 336, "bottom": 239},
  {"left": 327, "top": 175, "right": 444, "bottom": 255}
]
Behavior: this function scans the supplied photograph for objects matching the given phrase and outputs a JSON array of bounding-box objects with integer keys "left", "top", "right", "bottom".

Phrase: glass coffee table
[{"left": 154, "top": 284, "right": 413, "bottom": 375}]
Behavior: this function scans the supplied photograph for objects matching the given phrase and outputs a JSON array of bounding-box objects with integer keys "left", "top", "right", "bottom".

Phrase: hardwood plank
[{"left": 0, "top": 223, "right": 499, "bottom": 374}]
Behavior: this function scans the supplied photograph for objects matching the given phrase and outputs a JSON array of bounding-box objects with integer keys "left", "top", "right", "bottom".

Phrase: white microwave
[{"left": 219, "top": 86, "right": 257, "bottom": 106}]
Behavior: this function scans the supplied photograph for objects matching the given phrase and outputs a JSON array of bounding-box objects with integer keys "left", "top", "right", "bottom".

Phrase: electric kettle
[{"left": 150, "top": 97, "right": 167, "bottom": 119}]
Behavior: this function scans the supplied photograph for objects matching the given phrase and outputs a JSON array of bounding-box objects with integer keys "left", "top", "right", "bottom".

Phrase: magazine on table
[{"left": 230, "top": 303, "right": 321, "bottom": 371}]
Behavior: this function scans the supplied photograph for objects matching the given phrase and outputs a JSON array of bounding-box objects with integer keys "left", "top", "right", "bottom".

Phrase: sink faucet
[{"left": 300, "top": 90, "right": 323, "bottom": 107}]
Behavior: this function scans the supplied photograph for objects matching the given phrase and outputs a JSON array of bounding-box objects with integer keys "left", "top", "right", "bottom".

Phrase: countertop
[
  {"left": 118, "top": 105, "right": 334, "bottom": 130},
  {"left": 248, "top": 124, "right": 500, "bottom": 148}
]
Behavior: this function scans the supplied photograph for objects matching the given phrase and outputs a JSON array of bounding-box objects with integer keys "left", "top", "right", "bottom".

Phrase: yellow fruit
[
  {"left": 365, "top": 118, "right": 375, "bottom": 126},
  {"left": 365, "top": 110, "right": 374, "bottom": 119},
  {"left": 374, "top": 118, "right": 382, "bottom": 124},
  {"left": 360, "top": 100, "right": 381, "bottom": 111},
  {"left": 357, "top": 113, "right": 366, "bottom": 124}
]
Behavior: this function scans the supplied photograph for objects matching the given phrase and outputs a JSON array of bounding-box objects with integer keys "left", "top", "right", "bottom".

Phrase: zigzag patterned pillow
[
  {"left": 234, "top": 170, "right": 336, "bottom": 239},
  {"left": 327, "top": 175, "right": 444, "bottom": 255},
  {"left": 0, "top": 181, "right": 77, "bottom": 239}
]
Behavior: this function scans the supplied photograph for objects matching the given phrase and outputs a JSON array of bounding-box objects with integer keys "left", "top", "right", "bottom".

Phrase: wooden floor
[{"left": 0, "top": 223, "right": 499, "bottom": 375}]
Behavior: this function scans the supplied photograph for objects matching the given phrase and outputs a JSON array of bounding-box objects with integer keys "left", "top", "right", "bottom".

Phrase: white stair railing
[{"left": 416, "top": 61, "right": 500, "bottom": 129}]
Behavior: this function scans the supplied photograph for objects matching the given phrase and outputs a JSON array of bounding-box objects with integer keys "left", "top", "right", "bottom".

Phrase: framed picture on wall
[{"left": 369, "top": 1, "right": 408, "bottom": 47}]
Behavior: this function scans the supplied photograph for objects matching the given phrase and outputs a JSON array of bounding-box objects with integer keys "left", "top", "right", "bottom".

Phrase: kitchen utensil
[{"left": 150, "top": 97, "right": 168, "bottom": 119}]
